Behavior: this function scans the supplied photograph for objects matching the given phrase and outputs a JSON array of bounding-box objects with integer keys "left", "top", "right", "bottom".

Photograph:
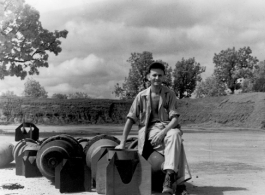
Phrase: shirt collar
[{"left": 141, "top": 85, "right": 170, "bottom": 96}]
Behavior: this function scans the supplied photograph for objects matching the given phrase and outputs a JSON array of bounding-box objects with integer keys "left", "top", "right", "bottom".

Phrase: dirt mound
[
  {"left": 0, "top": 93, "right": 265, "bottom": 129},
  {"left": 178, "top": 92, "right": 265, "bottom": 129}
]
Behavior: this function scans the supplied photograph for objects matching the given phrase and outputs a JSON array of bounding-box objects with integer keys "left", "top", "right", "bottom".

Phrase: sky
[{"left": 1, "top": 0, "right": 265, "bottom": 98}]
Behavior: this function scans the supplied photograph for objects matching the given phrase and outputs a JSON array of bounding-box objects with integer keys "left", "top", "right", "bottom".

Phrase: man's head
[
  {"left": 147, "top": 62, "right": 166, "bottom": 75},
  {"left": 147, "top": 62, "right": 166, "bottom": 87}
]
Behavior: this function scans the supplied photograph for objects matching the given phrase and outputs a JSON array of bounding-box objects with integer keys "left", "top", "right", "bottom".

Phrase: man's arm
[
  {"left": 162, "top": 116, "right": 180, "bottom": 135},
  {"left": 115, "top": 118, "right": 134, "bottom": 149},
  {"left": 150, "top": 116, "right": 181, "bottom": 146}
]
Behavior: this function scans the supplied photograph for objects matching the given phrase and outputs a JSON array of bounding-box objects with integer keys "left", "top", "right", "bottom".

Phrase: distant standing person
[{"left": 115, "top": 62, "right": 191, "bottom": 194}]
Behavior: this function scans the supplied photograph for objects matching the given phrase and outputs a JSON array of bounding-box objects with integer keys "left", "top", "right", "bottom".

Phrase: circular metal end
[{"left": 48, "top": 157, "right": 58, "bottom": 168}]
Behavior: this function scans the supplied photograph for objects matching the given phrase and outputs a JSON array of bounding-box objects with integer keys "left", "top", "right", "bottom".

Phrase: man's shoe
[
  {"left": 162, "top": 172, "right": 175, "bottom": 194},
  {"left": 175, "top": 184, "right": 189, "bottom": 195}
]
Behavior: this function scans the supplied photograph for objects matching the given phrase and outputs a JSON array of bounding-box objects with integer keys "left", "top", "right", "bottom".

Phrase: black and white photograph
[{"left": 0, "top": 0, "right": 265, "bottom": 194}]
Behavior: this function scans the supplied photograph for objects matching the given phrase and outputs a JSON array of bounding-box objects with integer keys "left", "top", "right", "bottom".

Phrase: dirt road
[{"left": 0, "top": 125, "right": 265, "bottom": 195}]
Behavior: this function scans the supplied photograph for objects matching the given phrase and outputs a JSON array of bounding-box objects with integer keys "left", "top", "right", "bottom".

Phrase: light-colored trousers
[{"left": 147, "top": 122, "right": 192, "bottom": 184}]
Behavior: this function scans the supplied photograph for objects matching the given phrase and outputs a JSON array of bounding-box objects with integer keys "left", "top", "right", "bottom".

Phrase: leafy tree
[
  {"left": 156, "top": 60, "right": 173, "bottom": 89},
  {"left": 0, "top": 90, "right": 17, "bottom": 97},
  {"left": 241, "top": 78, "right": 253, "bottom": 93},
  {"left": 22, "top": 78, "right": 48, "bottom": 98},
  {"left": 195, "top": 76, "right": 227, "bottom": 98},
  {"left": 0, "top": 0, "right": 68, "bottom": 79},
  {"left": 113, "top": 51, "right": 173, "bottom": 99},
  {"left": 253, "top": 78, "right": 265, "bottom": 92},
  {"left": 249, "top": 60, "right": 265, "bottom": 92},
  {"left": 113, "top": 51, "right": 154, "bottom": 99},
  {"left": 51, "top": 93, "right": 68, "bottom": 99},
  {"left": 213, "top": 46, "right": 258, "bottom": 94},
  {"left": 173, "top": 57, "right": 205, "bottom": 99},
  {"left": 67, "top": 92, "right": 91, "bottom": 99}
]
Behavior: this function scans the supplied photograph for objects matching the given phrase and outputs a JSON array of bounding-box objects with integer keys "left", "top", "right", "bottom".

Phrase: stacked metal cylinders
[{"left": 36, "top": 134, "right": 83, "bottom": 180}]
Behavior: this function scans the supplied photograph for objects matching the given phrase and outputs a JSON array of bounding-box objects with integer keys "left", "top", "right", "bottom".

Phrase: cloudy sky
[{"left": 1, "top": 0, "right": 265, "bottom": 98}]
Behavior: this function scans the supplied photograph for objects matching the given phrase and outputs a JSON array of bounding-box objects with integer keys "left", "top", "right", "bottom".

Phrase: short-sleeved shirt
[{"left": 127, "top": 86, "right": 179, "bottom": 155}]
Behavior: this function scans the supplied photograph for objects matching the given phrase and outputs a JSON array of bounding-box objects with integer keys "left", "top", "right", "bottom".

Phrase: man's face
[{"left": 148, "top": 69, "right": 165, "bottom": 87}]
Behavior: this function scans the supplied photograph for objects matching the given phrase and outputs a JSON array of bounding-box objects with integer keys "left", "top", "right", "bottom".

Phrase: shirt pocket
[
  {"left": 139, "top": 111, "right": 146, "bottom": 125},
  {"left": 162, "top": 107, "right": 169, "bottom": 121}
]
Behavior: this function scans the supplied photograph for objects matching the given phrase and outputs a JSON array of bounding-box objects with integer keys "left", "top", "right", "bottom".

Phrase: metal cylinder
[
  {"left": 0, "top": 142, "right": 14, "bottom": 168},
  {"left": 36, "top": 134, "right": 83, "bottom": 180},
  {"left": 77, "top": 138, "right": 89, "bottom": 149},
  {"left": 106, "top": 149, "right": 139, "bottom": 184},
  {"left": 128, "top": 138, "right": 166, "bottom": 191},
  {"left": 147, "top": 150, "right": 165, "bottom": 173},
  {"left": 124, "top": 137, "right": 138, "bottom": 149},
  {"left": 84, "top": 134, "right": 120, "bottom": 182},
  {"left": 128, "top": 138, "right": 165, "bottom": 170},
  {"left": 13, "top": 138, "right": 39, "bottom": 162}
]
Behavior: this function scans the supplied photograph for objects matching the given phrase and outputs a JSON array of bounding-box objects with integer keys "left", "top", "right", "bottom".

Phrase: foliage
[
  {"left": 156, "top": 60, "right": 173, "bottom": 88},
  {"left": 241, "top": 78, "right": 253, "bottom": 93},
  {"left": 0, "top": 0, "right": 68, "bottom": 79},
  {"left": 0, "top": 90, "right": 17, "bottom": 97},
  {"left": 67, "top": 92, "right": 91, "bottom": 99},
  {"left": 213, "top": 47, "right": 258, "bottom": 94},
  {"left": 195, "top": 76, "right": 227, "bottom": 98},
  {"left": 113, "top": 51, "right": 173, "bottom": 99},
  {"left": 173, "top": 57, "right": 205, "bottom": 99},
  {"left": 51, "top": 93, "right": 68, "bottom": 99},
  {"left": 253, "top": 78, "right": 265, "bottom": 92},
  {"left": 251, "top": 60, "right": 265, "bottom": 92},
  {"left": 22, "top": 78, "right": 48, "bottom": 98},
  {"left": 113, "top": 51, "right": 154, "bottom": 99}
]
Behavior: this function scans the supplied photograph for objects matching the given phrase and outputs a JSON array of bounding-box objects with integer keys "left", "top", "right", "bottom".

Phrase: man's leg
[
  {"left": 147, "top": 124, "right": 183, "bottom": 194},
  {"left": 163, "top": 128, "right": 182, "bottom": 173},
  {"left": 162, "top": 128, "right": 182, "bottom": 194}
]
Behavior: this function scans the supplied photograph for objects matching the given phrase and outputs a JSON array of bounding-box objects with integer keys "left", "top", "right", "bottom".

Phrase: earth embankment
[
  {"left": 0, "top": 92, "right": 264, "bottom": 129},
  {"left": 178, "top": 92, "right": 265, "bottom": 129}
]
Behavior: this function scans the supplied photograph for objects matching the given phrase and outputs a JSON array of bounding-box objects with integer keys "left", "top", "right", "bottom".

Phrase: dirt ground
[{"left": 0, "top": 125, "right": 265, "bottom": 195}]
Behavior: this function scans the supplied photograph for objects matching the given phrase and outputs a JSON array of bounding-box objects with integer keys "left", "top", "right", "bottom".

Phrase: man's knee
[{"left": 166, "top": 128, "right": 182, "bottom": 139}]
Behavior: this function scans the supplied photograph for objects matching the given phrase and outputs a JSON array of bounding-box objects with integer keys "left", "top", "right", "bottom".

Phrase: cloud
[
  {"left": 3, "top": 0, "right": 265, "bottom": 98},
  {"left": 36, "top": 54, "right": 127, "bottom": 98}
]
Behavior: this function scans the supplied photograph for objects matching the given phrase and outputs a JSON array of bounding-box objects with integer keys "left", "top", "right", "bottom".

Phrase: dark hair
[{"left": 147, "top": 62, "right": 166, "bottom": 74}]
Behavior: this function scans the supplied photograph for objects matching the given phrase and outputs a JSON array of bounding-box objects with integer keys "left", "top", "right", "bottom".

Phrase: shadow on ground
[{"left": 186, "top": 182, "right": 247, "bottom": 195}]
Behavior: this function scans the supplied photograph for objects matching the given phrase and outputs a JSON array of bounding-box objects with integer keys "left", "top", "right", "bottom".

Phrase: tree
[
  {"left": 250, "top": 60, "right": 265, "bottom": 92},
  {"left": 156, "top": 60, "right": 173, "bottom": 89},
  {"left": 172, "top": 57, "right": 205, "bottom": 99},
  {"left": 195, "top": 76, "right": 227, "bottom": 98},
  {"left": 67, "top": 92, "right": 91, "bottom": 99},
  {"left": 0, "top": 0, "right": 68, "bottom": 79},
  {"left": 253, "top": 78, "right": 265, "bottom": 92},
  {"left": 22, "top": 78, "right": 48, "bottom": 98},
  {"left": 113, "top": 51, "right": 173, "bottom": 99},
  {"left": 213, "top": 46, "right": 258, "bottom": 94},
  {"left": 113, "top": 51, "right": 154, "bottom": 99},
  {"left": 0, "top": 90, "right": 17, "bottom": 97},
  {"left": 51, "top": 93, "right": 68, "bottom": 99},
  {"left": 241, "top": 78, "right": 253, "bottom": 93}
]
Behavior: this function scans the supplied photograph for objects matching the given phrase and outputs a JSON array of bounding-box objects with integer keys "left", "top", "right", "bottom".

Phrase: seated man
[{"left": 115, "top": 62, "right": 191, "bottom": 194}]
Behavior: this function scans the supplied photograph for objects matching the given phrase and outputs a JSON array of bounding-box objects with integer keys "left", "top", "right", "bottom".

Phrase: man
[{"left": 115, "top": 62, "right": 191, "bottom": 194}]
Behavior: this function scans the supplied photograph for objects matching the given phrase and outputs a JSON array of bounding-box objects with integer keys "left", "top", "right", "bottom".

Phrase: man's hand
[
  {"left": 151, "top": 130, "right": 166, "bottom": 146},
  {"left": 115, "top": 143, "right": 126, "bottom": 149}
]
